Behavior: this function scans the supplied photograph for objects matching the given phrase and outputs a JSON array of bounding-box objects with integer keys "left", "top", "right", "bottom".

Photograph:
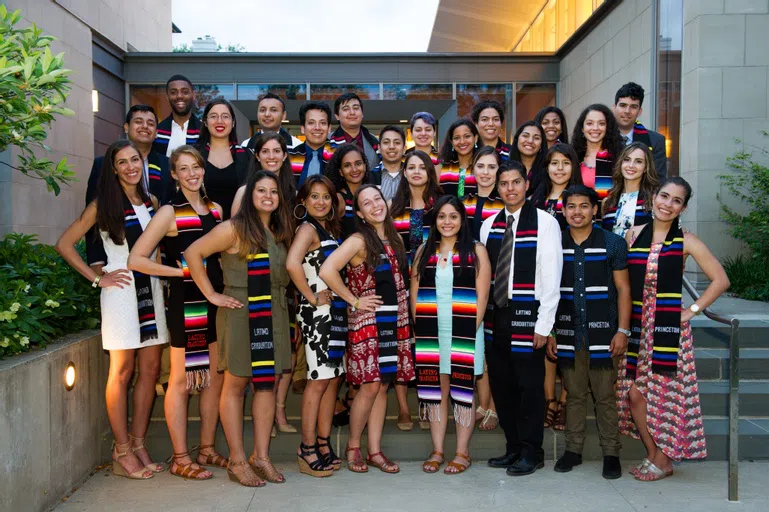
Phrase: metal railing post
[{"left": 728, "top": 318, "right": 740, "bottom": 502}]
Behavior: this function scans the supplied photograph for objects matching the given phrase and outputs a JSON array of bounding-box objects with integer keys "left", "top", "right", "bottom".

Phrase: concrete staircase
[{"left": 124, "top": 310, "right": 769, "bottom": 464}]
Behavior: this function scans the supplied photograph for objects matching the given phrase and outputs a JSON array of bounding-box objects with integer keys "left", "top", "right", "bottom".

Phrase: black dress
[
  {"left": 204, "top": 161, "right": 241, "bottom": 220},
  {"left": 165, "top": 211, "right": 223, "bottom": 348}
]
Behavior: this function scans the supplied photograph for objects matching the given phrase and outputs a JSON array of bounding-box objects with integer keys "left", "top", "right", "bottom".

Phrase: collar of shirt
[
  {"left": 172, "top": 118, "right": 190, "bottom": 131},
  {"left": 304, "top": 144, "right": 322, "bottom": 157},
  {"left": 503, "top": 207, "right": 522, "bottom": 223},
  {"left": 620, "top": 129, "right": 633, "bottom": 143}
]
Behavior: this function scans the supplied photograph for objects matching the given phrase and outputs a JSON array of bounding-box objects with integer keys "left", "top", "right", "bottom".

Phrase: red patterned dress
[
  {"left": 616, "top": 242, "right": 707, "bottom": 460},
  {"left": 346, "top": 242, "right": 414, "bottom": 385}
]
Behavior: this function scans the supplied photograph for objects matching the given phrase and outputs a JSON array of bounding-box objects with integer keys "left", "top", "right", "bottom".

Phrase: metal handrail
[{"left": 683, "top": 276, "right": 740, "bottom": 502}]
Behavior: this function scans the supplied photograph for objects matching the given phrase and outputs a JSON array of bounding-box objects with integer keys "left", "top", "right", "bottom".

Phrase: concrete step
[
  {"left": 692, "top": 324, "right": 768, "bottom": 350},
  {"left": 698, "top": 380, "right": 769, "bottom": 417},
  {"left": 106, "top": 415, "right": 769, "bottom": 465},
  {"left": 695, "top": 348, "right": 769, "bottom": 380}
]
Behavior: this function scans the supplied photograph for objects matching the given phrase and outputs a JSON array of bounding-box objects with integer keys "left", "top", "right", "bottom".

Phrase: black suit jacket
[
  {"left": 647, "top": 130, "right": 667, "bottom": 181},
  {"left": 85, "top": 151, "right": 172, "bottom": 265}
]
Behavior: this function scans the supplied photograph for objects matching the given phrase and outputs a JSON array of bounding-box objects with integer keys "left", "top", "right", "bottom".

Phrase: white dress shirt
[
  {"left": 167, "top": 119, "right": 189, "bottom": 156},
  {"left": 480, "top": 206, "right": 563, "bottom": 337}
]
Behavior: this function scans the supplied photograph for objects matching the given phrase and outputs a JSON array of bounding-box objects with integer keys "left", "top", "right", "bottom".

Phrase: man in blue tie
[{"left": 288, "top": 102, "right": 334, "bottom": 187}]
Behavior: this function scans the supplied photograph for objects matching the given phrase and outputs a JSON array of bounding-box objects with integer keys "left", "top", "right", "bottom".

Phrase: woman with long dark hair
[
  {"left": 437, "top": 119, "right": 480, "bottom": 197},
  {"left": 320, "top": 185, "right": 414, "bottom": 474},
  {"left": 534, "top": 106, "right": 569, "bottom": 148},
  {"left": 601, "top": 142, "right": 659, "bottom": 238},
  {"left": 406, "top": 111, "right": 440, "bottom": 164},
  {"left": 127, "top": 145, "right": 226, "bottom": 480},
  {"left": 285, "top": 175, "right": 345, "bottom": 478},
  {"left": 252, "top": 131, "right": 297, "bottom": 198},
  {"left": 530, "top": 143, "right": 583, "bottom": 231},
  {"left": 617, "top": 177, "right": 729, "bottom": 481},
  {"left": 55, "top": 140, "right": 168, "bottom": 480},
  {"left": 571, "top": 103, "right": 623, "bottom": 203},
  {"left": 324, "top": 143, "right": 371, "bottom": 238},
  {"left": 509, "top": 120, "right": 548, "bottom": 195},
  {"left": 391, "top": 150, "right": 443, "bottom": 265},
  {"left": 196, "top": 98, "right": 254, "bottom": 220},
  {"left": 411, "top": 196, "right": 491, "bottom": 474},
  {"left": 185, "top": 170, "right": 294, "bottom": 487}
]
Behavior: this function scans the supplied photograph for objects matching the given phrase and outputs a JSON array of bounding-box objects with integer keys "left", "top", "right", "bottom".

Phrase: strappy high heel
[
  {"left": 227, "top": 460, "right": 265, "bottom": 487},
  {"left": 317, "top": 435, "right": 341, "bottom": 471},
  {"left": 297, "top": 443, "right": 333, "bottom": 478},
  {"left": 345, "top": 445, "right": 368, "bottom": 473},
  {"left": 170, "top": 451, "right": 213, "bottom": 480},
  {"left": 130, "top": 434, "right": 164, "bottom": 473},
  {"left": 112, "top": 441, "right": 153, "bottom": 480},
  {"left": 249, "top": 454, "right": 286, "bottom": 483}
]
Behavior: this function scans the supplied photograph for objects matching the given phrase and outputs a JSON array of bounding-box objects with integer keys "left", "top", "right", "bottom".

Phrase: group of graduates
[{"left": 54, "top": 75, "right": 730, "bottom": 488}]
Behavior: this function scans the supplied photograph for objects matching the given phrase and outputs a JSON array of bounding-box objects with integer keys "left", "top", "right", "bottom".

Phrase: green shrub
[
  {"left": 719, "top": 131, "right": 769, "bottom": 302},
  {"left": 0, "top": 233, "right": 100, "bottom": 357},
  {"left": 722, "top": 255, "right": 769, "bottom": 302}
]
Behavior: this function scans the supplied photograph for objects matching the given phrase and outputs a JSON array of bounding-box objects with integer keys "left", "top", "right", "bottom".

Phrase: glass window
[
  {"left": 656, "top": 0, "right": 682, "bottom": 176},
  {"left": 514, "top": 0, "right": 606, "bottom": 53},
  {"left": 236, "top": 84, "right": 307, "bottom": 101},
  {"left": 515, "top": 83, "right": 557, "bottom": 128},
  {"left": 130, "top": 84, "right": 235, "bottom": 120},
  {"left": 382, "top": 84, "right": 452, "bottom": 100},
  {"left": 310, "top": 84, "right": 381, "bottom": 100},
  {"left": 456, "top": 84, "right": 513, "bottom": 140}
]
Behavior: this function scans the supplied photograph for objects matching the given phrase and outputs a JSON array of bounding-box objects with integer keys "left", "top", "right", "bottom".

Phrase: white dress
[{"left": 100, "top": 203, "right": 168, "bottom": 350}]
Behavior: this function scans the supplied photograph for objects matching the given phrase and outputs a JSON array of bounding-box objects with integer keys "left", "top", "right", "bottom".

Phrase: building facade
[{"left": 2, "top": 0, "right": 765, "bottom": 286}]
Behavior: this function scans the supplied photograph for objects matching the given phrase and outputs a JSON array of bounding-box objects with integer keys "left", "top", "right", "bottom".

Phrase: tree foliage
[{"left": 0, "top": 6, "right": 74, "bottom": 195}]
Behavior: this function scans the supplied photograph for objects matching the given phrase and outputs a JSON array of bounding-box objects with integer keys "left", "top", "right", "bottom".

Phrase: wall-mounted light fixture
[
  {"left": 92, "top": 90, "right": 99, "bottom": 113},
  {"left": 64, "top": 361, "right": 76, "bottom": 391}
]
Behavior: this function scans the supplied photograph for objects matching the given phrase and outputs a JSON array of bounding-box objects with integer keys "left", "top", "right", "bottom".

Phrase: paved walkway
[{"left": 56, "top": 461, "right": 767, "bottom": 511}]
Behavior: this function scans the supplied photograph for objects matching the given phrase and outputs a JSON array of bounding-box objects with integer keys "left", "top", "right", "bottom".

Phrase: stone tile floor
[{"left": 55, "top": 460, "right": 768, "bottom": 512}]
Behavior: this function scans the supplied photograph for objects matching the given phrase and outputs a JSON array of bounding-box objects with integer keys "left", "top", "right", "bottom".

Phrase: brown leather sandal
[
  {"left": 196, "top": 444, "right": 229, "bottom": 468},
  {"left": 248, "top": 455, "right": 285, "bottom": 484},
  {"left": 422, "top": 451, "right": 444, "bottom": 473},
  {"left": 553, "top": 400, "right": 566, "bottom": 431},
  {"left": 366, "top": 451, "right": 399, "bottom": 474},
  {"left": 170, "top": 451, "right": 213, "bottom": 480},
  {"left": 544, "top": 399, "right": 558, "bottom": 428},
  {"left": 227, "top": 460, "right": 265, "bottom": 487},
  {"left": 345, "top": 445, "right": 368, "bottom": 473},
  {"left": 444, "top": 452, "right": 472, "bottom": 475}
]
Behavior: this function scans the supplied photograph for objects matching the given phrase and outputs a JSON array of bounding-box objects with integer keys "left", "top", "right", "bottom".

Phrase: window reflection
[
  {"left": 310, "top": 84, "right": 380, "bottom": 100},
  {"left": 382, "top": 84, "right": 452, "bottom": 100},
  {"left": 515, "top": 83, "right": 557, "bottom": 128},
  {"left": 236, "top": 84, "right": 307, "bottom": 101},
  {"left": 656, "top": 0, "right": 682, "bottom": 176},
  {"left": 130, "top": 84, "right": 235, "bottom": 119}
]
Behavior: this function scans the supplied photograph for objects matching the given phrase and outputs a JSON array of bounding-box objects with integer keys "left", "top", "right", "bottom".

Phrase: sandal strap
[
  {"left": 173, "top": 451, "right": 190, "bottom": 460},
  {"left": 429, "top": 450, "right": 444, "bottom": 458},
  {"left": 130, "top": 435, "right": 146, "bottom": 450},
  {"left": 299, "top": 443, "right": 329, "bottom": 470}
]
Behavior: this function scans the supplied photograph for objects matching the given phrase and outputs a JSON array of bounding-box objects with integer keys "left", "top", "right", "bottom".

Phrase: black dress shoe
[
  {"left": 554, "top": 451, "right": 583, "bottom": 473},
  {"left": 506, "top": 457, "right": 544, "bottom": 476},
  {"left": 487, "top": 452, "right": 520, "bottom": 468},
  {"left": 602, "top": 456, "right": 622, "bottom": 479}
]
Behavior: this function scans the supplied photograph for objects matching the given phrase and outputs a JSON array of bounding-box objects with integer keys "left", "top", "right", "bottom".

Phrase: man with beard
[
  {"left": 242, "top": 92, "right": 301, "bottom": 150},
  {"left": 153, "top": 74, "right": 201, "bottom": 156},
  {"left": 328, "top": 92, "right": 380, "bottom": 166},
  {"left": 85, "top": 104, "right": 172, "bottom": 267}
]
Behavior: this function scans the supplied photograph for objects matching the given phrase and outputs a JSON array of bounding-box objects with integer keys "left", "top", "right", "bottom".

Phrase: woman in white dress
[{"left": 56, "top": 140, "right": 168, "bottom": 480}]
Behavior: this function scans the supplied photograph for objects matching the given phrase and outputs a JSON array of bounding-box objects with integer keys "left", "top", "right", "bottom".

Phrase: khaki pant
[{"left": 561, "top": 348, "right": 621, "bottom": 457}]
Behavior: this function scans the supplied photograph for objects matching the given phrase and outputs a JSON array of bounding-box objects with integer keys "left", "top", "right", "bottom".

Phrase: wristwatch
[
  {"left": 91, "top": 275, "right": 101, "bottom": 288},
  {"left": 617, "top": 328, "right": 631, "bottom": 337},
  {"left": 690, "top": 303, "right": 702, "bottom": 315}
]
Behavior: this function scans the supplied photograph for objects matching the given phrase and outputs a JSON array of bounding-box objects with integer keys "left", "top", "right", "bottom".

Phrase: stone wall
[
  {"left": 0, "top": 331, "right": 109, "bottom": 512},
  {"left": 0, "top": 0, "right": 171, "bottom": 244},
  {"left": 559, "top": 0, "right": 654, "bottom": 133},
  {"left": 681, "top": 0, "right": 769, "bottom": 279}
]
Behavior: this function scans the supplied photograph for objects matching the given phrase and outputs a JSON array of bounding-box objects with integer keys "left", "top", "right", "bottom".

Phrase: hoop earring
[
  {"left": 327, "top": 206, "right": 336, "bottom": 220},
  {"left": 293, "top": 204, "right": 307, "bottom": 220}
]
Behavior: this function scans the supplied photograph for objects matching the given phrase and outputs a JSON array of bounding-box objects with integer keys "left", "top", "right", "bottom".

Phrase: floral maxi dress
[{"left": 616, "top": 242, "right": 707, "bottom": 461}]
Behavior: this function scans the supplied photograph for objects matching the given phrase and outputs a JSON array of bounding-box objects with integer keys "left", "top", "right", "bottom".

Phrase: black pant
[{"left": 487, "top": 309, "right": 546, "bottom": 462}]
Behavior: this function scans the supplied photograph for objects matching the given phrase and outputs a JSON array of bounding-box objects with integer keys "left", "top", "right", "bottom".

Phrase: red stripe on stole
[
  {"left": 511, "top": 334, "right": 534, "bottom": 340},
  {"left": 247, "top": 269, "right": 270, "bottom": 276},
  {"left": 139, "top": 313, "right": 155, "bottom": 321},
  {"left": 516, "top": 230, "right": 538, "bottom": 236},
  {"left": 176, "top": 217, "right": 202, "bottom": 229},
  {"left": 652, "top": 360, "right": 676, "bottom": 367},
  {"left": 184, "top": 317, "right": 207, "bottom": 329},
  {"left": 656, "top": 307, "right": 682, "bottom": 312},
  {"left": 418, "top": 353, "right": 441, "bottom": 364},
  {"left": 249, "top": 311, "right": 271, "bottom": 318},
  {"left": 514, "top": 283, "right": 535, "bottom": 289},
  {"left": 452, "top": 303, "right": 476, "bottom": 315},
  {"left": 416, "top": 304, "right": 438, "bottom": 315},
  {"left": 451, "top": 353, "right": 475, "bottom": 365},
  {"left": 252, "top": 376, "right": 275, "bottom": 383}
]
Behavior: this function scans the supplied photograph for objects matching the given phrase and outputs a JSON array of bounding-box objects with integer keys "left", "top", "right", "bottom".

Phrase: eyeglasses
[{"left": 207, "top": 113, "right": 232, "bottom": 122}]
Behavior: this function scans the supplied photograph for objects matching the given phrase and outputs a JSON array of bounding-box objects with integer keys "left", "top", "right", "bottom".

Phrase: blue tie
[{"left": 307, "top": 150, "right": 320, "bottom": 177}]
